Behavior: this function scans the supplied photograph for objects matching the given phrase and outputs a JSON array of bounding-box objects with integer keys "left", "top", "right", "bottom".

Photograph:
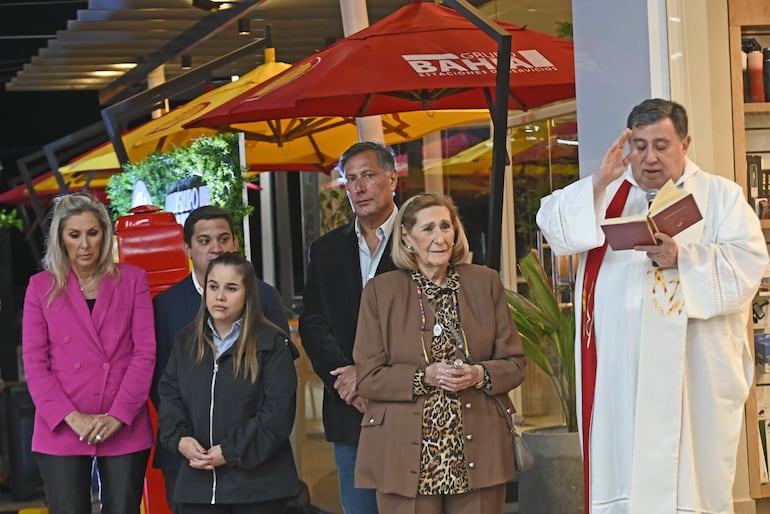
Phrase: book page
[
  {"left": 650, "top": 179, "right": 684, "bottom": 213},
  {"left": 601, "top": 214, "right": 647, "bottom": 225},
  {"left": 649, "top": 184, "right": 702, "bottom": 237}
]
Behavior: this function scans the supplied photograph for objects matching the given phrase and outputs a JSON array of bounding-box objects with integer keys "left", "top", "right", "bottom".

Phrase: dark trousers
[
  {"left": 162, "top": 468, "right": 181, "bottom": 514},
  {"left": 36, "top": 449, "right": 150, "bottom": 514},
  {"left": 376, "top": 484, "right": 507, "bottom": 514},
  {"left": 179, "top": 498, "right": 288, "bottom": 514}
]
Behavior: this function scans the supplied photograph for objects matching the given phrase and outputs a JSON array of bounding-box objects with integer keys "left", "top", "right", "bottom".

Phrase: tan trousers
[{"left": 375, "top": 484, "right": 507, "bottom": 514}]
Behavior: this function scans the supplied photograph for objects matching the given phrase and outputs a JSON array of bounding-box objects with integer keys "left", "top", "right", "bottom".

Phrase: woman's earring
[{"left": 406, "top": 244, "right": 414, "bottom": 252}]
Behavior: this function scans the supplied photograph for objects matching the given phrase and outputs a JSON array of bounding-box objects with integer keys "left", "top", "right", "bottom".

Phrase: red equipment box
[{"left": 115, "top": 205, "right": 190, "bottom": 298}]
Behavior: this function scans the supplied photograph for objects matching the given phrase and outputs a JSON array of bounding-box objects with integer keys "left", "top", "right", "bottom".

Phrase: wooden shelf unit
[{"left": 729, "top": 0, "right": 770, "bottom": 500}]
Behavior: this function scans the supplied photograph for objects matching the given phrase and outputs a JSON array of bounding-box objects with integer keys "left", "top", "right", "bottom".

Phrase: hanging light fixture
[
  {"left": 181, "top": 55, "right": 192, "bottom": 70},
  {"left": 192, "top": 0, "right": 216, "bottom": 11},
  {"left": 238, "top": 18, "right": 250, "bottom": 35},
  {"left": 192, "top": 0, "right": 238, "bottom": 11}
]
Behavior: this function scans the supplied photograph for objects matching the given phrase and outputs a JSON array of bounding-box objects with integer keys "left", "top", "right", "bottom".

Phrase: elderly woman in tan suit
[{"left": 353, "top": 193, "right": 526, "bottom": 514}]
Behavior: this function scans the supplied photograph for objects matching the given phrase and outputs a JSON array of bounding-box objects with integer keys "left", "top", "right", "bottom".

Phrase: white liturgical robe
[{"left": 537, "top": 159, "right": 769, "bottom": 514}]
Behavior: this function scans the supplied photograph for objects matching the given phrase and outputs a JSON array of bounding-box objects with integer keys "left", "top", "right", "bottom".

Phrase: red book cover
[
  {"left": 649, "top": 193, "right": 703, "bottom": 237},
  {"left": 600, "top": 180, "right": 702, "bottom": 252},
  {"left": 601, "top": 217, "right": 657, "bottom": 251}
]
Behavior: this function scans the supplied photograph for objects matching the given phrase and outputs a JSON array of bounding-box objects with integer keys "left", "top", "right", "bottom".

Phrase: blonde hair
[
  {"left": 392, "top": 193, "right": 471, "bottom": 270},
  {"left": 192, "top": 253, "right": 284, "bottom": 383},
  {"left": 43, "top": 192, "right": 117, "bottom": 302}
]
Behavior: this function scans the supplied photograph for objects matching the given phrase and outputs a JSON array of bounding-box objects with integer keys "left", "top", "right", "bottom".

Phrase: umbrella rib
[
  {"left": 274, "top": 118, "right": 283, "bottom": 146},
  {"left": 483, "top": 88, "right": 494, "bottom": 113},
  {"left": 306, "top": 133, "right": 329, "bottom": 168},
  {"left": 280, "top": 117, "right": 314, "bottom": 140},
  {"left": 381, "top": 113, "right": 410, "bottom": 139},
  {"left": 357, "top": 94, "right": 374, "bottom": 117},
  {"left": 285, "top": 117, "right": 354, "bottom": 140},
  {"left": 237, "top": 117, "right": 359, "bottom": 145},
  {"left": 508, "top": 91, "right": 526, "bottom": 111},
  {"left": 243, "top": 133, "right": 284, "bottom": 144},
  {"left": 155, "top": 135, "right": 168, "bottom": 154},
  {"left": 265, "top": 118, "right": 285, "bottom": 147},
  {"left": 381, "top": 88, "right": 473, "bottom": 106}
]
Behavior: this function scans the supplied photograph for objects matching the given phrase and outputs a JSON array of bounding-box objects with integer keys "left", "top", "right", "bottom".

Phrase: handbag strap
[{"left": 490, "top": 395, "right": 519, "bottom": 437}]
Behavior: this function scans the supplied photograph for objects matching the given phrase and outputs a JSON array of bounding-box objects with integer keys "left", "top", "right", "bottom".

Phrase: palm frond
[{"left": 507, "top": 249, "right": 578, "bottom": 432}]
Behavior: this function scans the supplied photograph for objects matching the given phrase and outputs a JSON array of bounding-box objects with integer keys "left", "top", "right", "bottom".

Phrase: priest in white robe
[{"left": 536, "top": 98, "right": 769, "bottom": 514}]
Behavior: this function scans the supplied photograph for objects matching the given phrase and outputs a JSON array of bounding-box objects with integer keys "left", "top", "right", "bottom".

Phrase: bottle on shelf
[
  {"left": 764, "top": 48, "right": 770, "bottom": 102},
  {"left": 745, "top": 38, "right": 766, "bottom": 103}
]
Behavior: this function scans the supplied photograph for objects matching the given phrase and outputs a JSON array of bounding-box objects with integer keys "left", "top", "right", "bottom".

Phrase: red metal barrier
[{"left": 115, "top": 205, "right": 189, "bottom": 514}]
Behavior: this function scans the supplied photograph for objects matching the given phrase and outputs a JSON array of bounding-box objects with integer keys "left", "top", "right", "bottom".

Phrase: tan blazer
[{"left": 354, "top": 264, "right": 526, "bottom": 498}]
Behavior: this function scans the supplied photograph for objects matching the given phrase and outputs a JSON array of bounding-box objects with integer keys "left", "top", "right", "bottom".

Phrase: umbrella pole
[{"left": 443, "top": 0, "right": 511, "bottom": 272}]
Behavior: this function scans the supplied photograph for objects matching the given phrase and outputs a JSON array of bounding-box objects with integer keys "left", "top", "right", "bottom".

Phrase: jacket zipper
[{"left": 209, "top": 359, "right": 218, "bottom": 504}]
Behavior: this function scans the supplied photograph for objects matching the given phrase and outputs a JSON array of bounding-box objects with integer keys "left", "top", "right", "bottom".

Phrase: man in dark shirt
[{"left": 300, "top": 142, "right": 398, "bottom": 514}]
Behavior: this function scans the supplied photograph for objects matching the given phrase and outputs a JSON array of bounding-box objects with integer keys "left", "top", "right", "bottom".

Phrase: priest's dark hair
[{"left": 627, "top": 98, "right": 688, "bottom": 140}]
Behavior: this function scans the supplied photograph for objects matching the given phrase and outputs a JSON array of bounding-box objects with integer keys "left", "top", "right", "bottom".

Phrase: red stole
[{"left": 580, "top": 179, "right": 631, "bottom": 513}]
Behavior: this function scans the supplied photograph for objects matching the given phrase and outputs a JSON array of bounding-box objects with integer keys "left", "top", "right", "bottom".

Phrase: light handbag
[
  {"left": 512, "top": 429, "right": 536, "bottom": 472},
  {"left": 492, "top": 396, "right": 536, "bottom": 473}
]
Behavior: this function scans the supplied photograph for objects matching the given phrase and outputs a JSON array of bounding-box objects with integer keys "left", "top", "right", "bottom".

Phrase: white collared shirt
[
  {"left": 191, "top": 271, "right": 204, "bottom": 296},
  {"left": 355, "top": 205, "right": 398, "bottom": 288}
]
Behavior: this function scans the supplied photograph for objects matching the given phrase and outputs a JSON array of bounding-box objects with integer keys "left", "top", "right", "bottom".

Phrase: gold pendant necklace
[{"left": 415, "top": 282, "right": 472, "bottom": 365}]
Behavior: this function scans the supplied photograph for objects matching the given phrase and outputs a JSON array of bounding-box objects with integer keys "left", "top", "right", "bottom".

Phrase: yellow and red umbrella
[
  {"left": 187, "top": 3, "right": 575, "bottom": 127},
  {"left": 0, "top": 170, "right": 113, "bottom": 206},
  {"left": 59, "top": 47, "right": 489, "bottom": 175}
]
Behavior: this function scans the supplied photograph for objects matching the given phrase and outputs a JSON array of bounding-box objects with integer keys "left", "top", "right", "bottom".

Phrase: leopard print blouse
[{"left": 410, "top": 267, "right": 472, "bottom": 495}]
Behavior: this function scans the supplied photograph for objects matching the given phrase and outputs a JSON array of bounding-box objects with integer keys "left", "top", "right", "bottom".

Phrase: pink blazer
[{"left": 22, "top": 263, "right": 156, "bottom": 456}]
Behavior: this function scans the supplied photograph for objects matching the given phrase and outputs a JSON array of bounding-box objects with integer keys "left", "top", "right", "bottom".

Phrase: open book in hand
[{"left": 600, "top": 179, "right": 703, "bottom": 251}]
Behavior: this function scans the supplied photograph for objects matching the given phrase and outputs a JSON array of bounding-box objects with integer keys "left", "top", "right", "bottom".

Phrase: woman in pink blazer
[{"left": 22, "top": 192, "right": 155, "bottom": 514}]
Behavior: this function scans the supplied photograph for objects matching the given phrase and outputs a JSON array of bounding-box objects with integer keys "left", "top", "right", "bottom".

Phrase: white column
[
  {"left": 571, "top": 0, "right": 670, "bottom": 177},
  {"left": 339, "top": 0, "right": 384, "bottom": 142},
  {"left": 422, "top": 132, "right": 444, "bottom": 194},
  {"left": 666, "top": 0, "right": 734, "bottom": 178},
  {"left": 500, "top": 127, "right": 522, "bottom": 416},
  {"left": 146, "top": 66, "right": 168, "bottom": 119},
  {"left": 238, "top": 133, "right": 252, "bottom": 263},
  {"left": 260, "top": 172, "right": 276, "bottom": 286}
]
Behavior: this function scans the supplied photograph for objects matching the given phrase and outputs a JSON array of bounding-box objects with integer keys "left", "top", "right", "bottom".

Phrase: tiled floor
[
  {"left": 297, "top": 382, "right": 520, "bottom": 514},
  {"left": 0, "top": 382, "right": 341, "bottom": 514},
  {"left": 0, "top": 493, "right": 46, "bottom": 514},
  {"left": 298, "top": 409, "right": 342, "bottom": 514}
]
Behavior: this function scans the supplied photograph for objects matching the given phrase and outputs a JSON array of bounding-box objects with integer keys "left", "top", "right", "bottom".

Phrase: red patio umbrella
[
  {"left": 185, "top": 1, "right": 575, "bottom": 128},
  {"left": 0, "top": 171, "right": 109, "bottom": 206}
]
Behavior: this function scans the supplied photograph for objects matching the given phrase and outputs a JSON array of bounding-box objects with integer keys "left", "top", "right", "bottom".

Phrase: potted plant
[
  {"left": 506, "top": 249, "right": 576, "bottom": 432},
  {"left": 506, "top": 249, "right": 584, "bottom": 514}
]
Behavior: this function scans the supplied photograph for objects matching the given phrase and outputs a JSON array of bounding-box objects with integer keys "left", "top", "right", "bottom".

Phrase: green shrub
[{"left": 106, "top": 133, "right": 256, "bottom": 246}]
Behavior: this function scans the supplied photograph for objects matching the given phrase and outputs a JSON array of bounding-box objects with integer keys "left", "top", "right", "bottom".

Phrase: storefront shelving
[{"left": 728, "top": 0, "right": 770, "bottom": 499}]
